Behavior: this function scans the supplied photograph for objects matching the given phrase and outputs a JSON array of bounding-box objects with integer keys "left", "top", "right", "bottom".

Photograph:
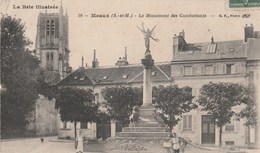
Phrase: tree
[
  {"left": 1, "top": 15, "right": 40, "bottom": 134},
  {"left": 101, "top": 86, "right": 142, "bottom": 126},
  {"left": 239, "top": 84, "right": 257, "bottom": 144},
  {"left": 197, "top": 82, "right": 244, "bottom": 147},
  {"left": 153, "top": 85, "right": 197, "bottom": 131},
  {"left": 35, "top": 66, "right": 61, "bottom": 100},
  {"left": 54, "top": 87, "right": 99, "bottom": 138}
]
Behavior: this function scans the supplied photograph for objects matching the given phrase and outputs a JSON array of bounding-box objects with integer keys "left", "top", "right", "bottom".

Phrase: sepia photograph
[{"left": 1, "top": 0, "right": 260, "bottom": 153}]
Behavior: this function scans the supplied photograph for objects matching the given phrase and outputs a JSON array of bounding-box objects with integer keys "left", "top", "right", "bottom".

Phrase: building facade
[
  {"left": 171, "top": 24, "right": 260, "bottom": 146},
  {"left": 57, "top": 25, "right": 259, "bottom": 146}
]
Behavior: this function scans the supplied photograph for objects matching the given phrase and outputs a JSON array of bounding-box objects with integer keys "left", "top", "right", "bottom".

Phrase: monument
[{"left": 117, "top": 23, "right": 169, "bottom": 138}]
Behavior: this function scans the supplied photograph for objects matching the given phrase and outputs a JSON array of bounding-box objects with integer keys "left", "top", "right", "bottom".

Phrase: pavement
[
  {"left": 1, "top": 136, "right": 260, "bottom": 153},
  {"left": 0, "top": 136, "right": 76, "bottom": 153}
]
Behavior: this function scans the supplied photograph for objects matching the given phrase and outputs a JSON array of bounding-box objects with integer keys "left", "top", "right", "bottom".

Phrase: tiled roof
[
  {"left": 173, "top": 40, "right": 247, "bottom": 61},
  {"left": 57, "top": 62, "right": 172, "bottom": 86}
]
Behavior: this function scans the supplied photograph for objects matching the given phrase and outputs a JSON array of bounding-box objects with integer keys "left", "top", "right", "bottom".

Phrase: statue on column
[{"left": 137, "top": 23, "right": 159, "bottom": 53}]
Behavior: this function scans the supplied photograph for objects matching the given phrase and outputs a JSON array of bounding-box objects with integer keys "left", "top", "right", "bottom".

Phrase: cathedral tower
[{"left": 35, "top": 3, "right": 70, "bottom": 78}]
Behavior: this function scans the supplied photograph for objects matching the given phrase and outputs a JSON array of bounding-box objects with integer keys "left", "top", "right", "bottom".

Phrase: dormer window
[
  {"left": 80, "top": 75, "right": 85, "bottom": 80},
  {"left": 122, "top": 74, "right": 129, "bottom": 79},
  {"left": 74, "top": 76, "right": 78, "bottom": 80},
  {"left": 229, "top": 48, "right": 235, "bottom": 52},
  {"left": 152, "top": 71, "right": 157, "bottom": 76},
  {"left": 103, "top": 76, "right": 109, "bottom": 80},
  {"left": 206, "top": 44, "right": 217, "bottom": 54}
]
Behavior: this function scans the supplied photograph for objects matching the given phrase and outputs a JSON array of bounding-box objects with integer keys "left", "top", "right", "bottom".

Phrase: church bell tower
[{"left": 35, "top": 2, "right": 70, "bottom": 78}]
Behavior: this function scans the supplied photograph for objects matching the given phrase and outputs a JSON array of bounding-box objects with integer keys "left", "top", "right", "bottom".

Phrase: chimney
[
  {"left": 173, "top": 30, "right": 187, "bottom": 53},
  {"left": 125, "top": 47, "right": 127, "bottom": 60},
  {"left": 81, "top": 56, "right": 84, "bottom": 67},
  {"left": 244, "top": 24, "right": 254, "bottom": 42},
  {"left": 92, "top": 49, "right": 99, "bottom": 68},
  {"left": 115, "top": 47, "right": 129, "bottom": 66},
  {"left": 211, "top": 36, "right": 214, "bottom": 44},
  {"left": 181, "top": 30, "right": 185, "bottom": 39}
]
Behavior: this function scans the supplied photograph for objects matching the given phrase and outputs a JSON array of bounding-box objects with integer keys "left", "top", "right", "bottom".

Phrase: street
[
  {"left": 0, "top": 136, "right": 75, "bottom": 153},
  {"left": 1, "top": 136, "right": 259, "bottom": 153}
]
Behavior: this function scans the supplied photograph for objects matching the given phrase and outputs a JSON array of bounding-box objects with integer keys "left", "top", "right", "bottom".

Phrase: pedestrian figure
[
  {"left": 76, "top": 131, "right": 83, "bottom": 153},
  {"left": 170, "top": 133, "right": 180, "bottom": 153},
  {"left": 179, "top": 137, "right": 187, "bottom": 153},
  {"left": 163, "top": 133, "right": 173, "bottom": 153},
  {"left": 40, "top": 137, "right": 44, "bottom": 143}
]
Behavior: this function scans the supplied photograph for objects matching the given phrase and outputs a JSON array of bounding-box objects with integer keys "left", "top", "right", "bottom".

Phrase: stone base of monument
[
  {"left": 116, "top": 104, "right": 170, "bottom": 138},
  {"left": 138, "top": 105, "right": 162, "bottom": 127}
]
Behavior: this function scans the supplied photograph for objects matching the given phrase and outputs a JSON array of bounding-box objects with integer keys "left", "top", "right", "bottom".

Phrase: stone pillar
[
  {"left": 111, "top": 120, "right": 117, "bottom": 138},
  {"left": 92, "top": 123, "right": 97, "bottom": 139},
  {"left": 138, "top": 52, "right": 161, "bottom": 127},
  {"left": 141, "top": 52, "right": 154, "bottom": 107}
]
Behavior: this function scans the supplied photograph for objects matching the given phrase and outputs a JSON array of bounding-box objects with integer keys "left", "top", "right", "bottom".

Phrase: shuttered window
[
  {"left": 205, "top": 65, "right": 213, "bottom": 75},
  {"left": 184, "top": 66, "right": 192, "bottom": 76},
  {"left": 80, "top": 122, "right": 88, "bottom": 129},
  {"left": 183, "top": 115, "right": 192, "bottom": 131}
]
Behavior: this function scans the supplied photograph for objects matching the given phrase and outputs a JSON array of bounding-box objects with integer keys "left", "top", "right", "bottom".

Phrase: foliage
[
  {"left": 54, "top": 87, "right": 99, "bottom": 138},
  {"left": 152, "top": 85, "right": 197, "bottom": 131},
  {"left": 239, "top": 84, "right": 257, "bottom": 126},
  {"left": 101, "top": 86, "right": 142, "bottom": 124},
  {"left": 1, "top": 15, "right": 40, "bottom": 130},
  {"left": 55, "top": 87, "right": 99, "bottom": 123},
  {"left": 197, "top": 82, "right": 244, "bottom": 146},
  {"left": 36, "top": 66, "right": 60, "bottom": 100},
  {"left": 197, "top": 82, "right": 244, "bottom": 127}
]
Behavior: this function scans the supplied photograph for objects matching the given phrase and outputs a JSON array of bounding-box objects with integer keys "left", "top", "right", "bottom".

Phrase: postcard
[{"left": 1, "top": 0, "right": 260, "bottom": 153}]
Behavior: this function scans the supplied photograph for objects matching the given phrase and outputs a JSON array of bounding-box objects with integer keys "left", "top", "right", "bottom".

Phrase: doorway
[{"left": 201, "top": 115, "right": 215, "bottom": 144}]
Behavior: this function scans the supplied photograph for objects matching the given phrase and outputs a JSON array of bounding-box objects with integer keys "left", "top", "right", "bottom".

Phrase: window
[
  {"left": 46, "top": 53, "right": 50, "bottom": 61},
  {"left": 184, "top": 66, "right": 192, "bottom": 76},
  {"left": 122, "top": 74, "right": 129, "bottom": 79},
  {"left": 183, "top": 115, "right": 192, "bottom": 131},
  {"left": 151, "top": 71, "right": 157, "bottom": 76},
  {"left": 192, "top": 66, "right": 200, "bottom": 75},
  {"left": 61, "top": 121, "right": 71, "bottom": 129},
  {"left": 225, "top": 141, "right": 235, "bottom": 146},
  {"left": 79, "top": 75, "right": 85, "bottom": 80},
  {"left": 50, "top": 53, "right": 54, "bottom": 60},
  {"left": 102, "top": 75, "right": 108, "bottom": 80},
  {"left": 228, "top": 48, "right": 235, "bottom": 52},
  {"left": 205, "top": 65, "right": 213, "bottom": 75},
  {"left": 226, "top": 64, "right": 235, "bottom": 74},
  {"left": 206, "top": 44, "right": 217, "bottom": 54},
  {"left": 192, "top": 88, "right": 199, "bottom": 96},
  {"left": 50, "top": 20, "right": 55, "bottom": 35},
  {"left": 225, "top": 120, "right": 235, "bottom": 131},
  {"left": 95, "top": 93, "right": 99, "bottom": 103},
  {"left": 80, "top": 122, "right": 88, "bottom": 129},
  {"left": 249, "top": 71, "right": 254, "bottom": 84}
]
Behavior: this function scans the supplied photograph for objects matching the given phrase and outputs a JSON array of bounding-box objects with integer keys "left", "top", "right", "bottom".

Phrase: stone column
[
  {"left": 141, "top": 52, "right": 154, "bottom": 108},
  {"left": 138, "top": 52, "right": 160, "bottom": 127},
  {"left": 111, "top": 120, "right": 116, "bottom": 138}
]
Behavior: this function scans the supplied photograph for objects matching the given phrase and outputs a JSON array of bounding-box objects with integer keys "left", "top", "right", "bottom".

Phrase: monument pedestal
[
  {"left": 116, "top": 52, "right": 169, "bottom": 138},
  {"left": 138, "top": 105, "right": 161, "bottom": 127}
]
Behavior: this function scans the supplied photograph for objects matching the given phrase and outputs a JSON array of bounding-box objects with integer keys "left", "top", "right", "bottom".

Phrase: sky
[{"left": 1, "top": 0, "right": 260, "bottom": 69}]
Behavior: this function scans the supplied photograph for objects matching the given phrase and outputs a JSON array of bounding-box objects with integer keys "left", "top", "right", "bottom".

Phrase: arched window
[
  {"left": 95, "top": 93, "right": 99, "bottom": 103},
  {"left": 46, "top": 53, "right": 49, "bottom": 61},
  {"left": 46, "top": 20, "right": 50, "bottom": 35},
  {"left": 51, "top": 20, "right": 55, "bottom": 35},
  {"left": 50, "top": 53, "right": 54, "bottom": 60}
]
